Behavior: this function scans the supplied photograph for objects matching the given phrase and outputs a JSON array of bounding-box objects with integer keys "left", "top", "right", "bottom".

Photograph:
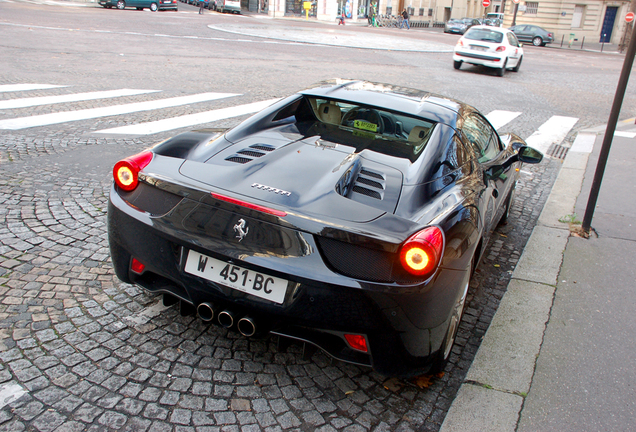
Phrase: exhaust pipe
[
  {"left": 197, "top": 303, "right": 215, "bottom": 322},
  {"left": 217, "top": 310, "right": 235, "bottom": 328},
  {"left": 237, "top": 317, "right": 257, "bottom": 337}
]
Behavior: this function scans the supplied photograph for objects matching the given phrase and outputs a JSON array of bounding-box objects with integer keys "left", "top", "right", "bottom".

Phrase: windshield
[
  {"left": 464, "top": 28, "right": 504, "bottom": 43},
  {"left": 277, "top": 96, "right": 437, "bottom": 163}
]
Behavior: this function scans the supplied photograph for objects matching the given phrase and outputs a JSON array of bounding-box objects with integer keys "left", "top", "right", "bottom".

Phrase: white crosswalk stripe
[
  {"left": 524, "top": 116, "right": 579, "bottom": 155},
  {"left": 94, "top": 98, "right": 281, "bottom": 135},
  {"left": 0, "top": 89, "right": 160, "bottom": 110},
  {"left": 486, "top": 110, "right": 522, "bottom": 130},
  {"left": 0, "top": 92, "right": 239, "bottom": 130}
]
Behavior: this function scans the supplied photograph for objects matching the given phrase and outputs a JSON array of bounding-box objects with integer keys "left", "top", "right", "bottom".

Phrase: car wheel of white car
[
  {"left": 512, "top": 56, "right": 522, "bottom": 72},
  {"left": 453, "top": 60, "right": 462, "bottom": 70},
  {"left": 116, "top": 0, "right": 125, "bottom": 8},
  {"left": 150, "top": 2, "right": 158, "bottom": 10},
  {"left": 532, "top": 36, "right": 542, "bottom": 46},
  {"left": 497, "top": 59, "right": 507, "bottom": 77}
]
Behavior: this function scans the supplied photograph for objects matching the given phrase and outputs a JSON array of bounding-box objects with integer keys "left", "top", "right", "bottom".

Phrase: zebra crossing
[{"left": 0, "top": 83, "right": 582, "bottom": 156}]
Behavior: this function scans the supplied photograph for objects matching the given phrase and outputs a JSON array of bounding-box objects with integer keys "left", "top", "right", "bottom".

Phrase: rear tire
[
  {"left": 429, "top": 262, "right": 471, "bottom": 374},
  {"left": 150, "top": 2, "right": 158, "bottom": 10},
  {"left": 116, "top": 0, "right": 125, "bottom": 8},
  {"left": 453, "top": 60, "right": 462, "bottom": 70},
  {"left": 497, "top": 59, "right": 507, "bottom": 77},
  {"left": 532, "top": 36, "right": 542, "bottom": 46},
  {"left": 512, "top": 56, "right": 522, "bottom": 72}
]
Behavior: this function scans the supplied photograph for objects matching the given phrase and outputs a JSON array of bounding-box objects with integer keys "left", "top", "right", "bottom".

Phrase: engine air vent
[
  {"left": 237, "top": 149, "right": 266, "bottom": 158},
  {"left": 356, "top": 176, "right": 384, "bottom": 189},
  {"left": 249, "top": 144, "right": 276, "bottom": 152},
  {"left": 225, "top": 144, "right": 277, "bottom": 164},
  {"left": 352, "top": 186, "right": 382, "bottom": 199},
  {"left": 225, "top": 156, "right": 252, "bottom": 164},
  {"left": 351, "top": 168, "right": 386, "bottom": 200},
  {"left": 360, "top": 168, "right": 384, "bottom": 180}
]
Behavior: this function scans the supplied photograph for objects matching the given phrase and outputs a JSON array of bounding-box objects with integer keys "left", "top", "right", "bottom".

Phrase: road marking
[
  {"left": 570, "top": 133, "right": 596, "bottom": 153},
  {"left": 524, "top": 116, "right": 579, "bottom": 155},
  {"left": 0, "top": 92, "right": 239, "bottom": 130},
  {"left": 95, "top": 98, "right": 281, "bottom": 135},
  {"left": 614, "top": 131, "right": 636, "bottom": 138},
  {"left": 487, "top": 110, "right": 522, "bottom": 130},
  {"left": 0, "top": 84, "right": 68, "bottom": 93},
  {"left": 0, "top": 89, "right": 160, "bottom": 110}
]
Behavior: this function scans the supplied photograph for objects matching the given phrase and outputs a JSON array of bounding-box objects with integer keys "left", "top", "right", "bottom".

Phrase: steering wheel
[{"left": 341, "top": 108, "right": 385, "bottom": 134}]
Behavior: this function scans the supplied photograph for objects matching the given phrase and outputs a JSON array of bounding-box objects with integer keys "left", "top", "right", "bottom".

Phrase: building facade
[{"left": 261, "top": 0, "right": 633, "bottom": 45}]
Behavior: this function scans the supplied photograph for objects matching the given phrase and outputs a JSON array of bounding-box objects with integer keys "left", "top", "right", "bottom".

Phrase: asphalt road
[{"left": 0, "top": 2, "right": 634, "bottom": 431}]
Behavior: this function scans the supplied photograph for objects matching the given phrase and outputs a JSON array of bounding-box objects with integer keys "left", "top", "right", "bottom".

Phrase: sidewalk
[
  {"left": 235, "top": 11, "right": 622, "bottom": 54},
  {"left": 441, "top": 120, "right": 636, "bottom": 431}
]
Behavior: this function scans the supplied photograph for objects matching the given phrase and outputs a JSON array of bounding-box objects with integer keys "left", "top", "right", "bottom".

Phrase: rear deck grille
[
  {"left": 225, "top": 156, "right": 252, "bottom": 164},
  {"left": 352, "top": 186, "right": 382, "bottom": 199},
  {"left": 237, "top": 150, "right": 266, "bottom": 158},
  {"left": 225, "top": 144, "right": 277, "bottom": 164}
]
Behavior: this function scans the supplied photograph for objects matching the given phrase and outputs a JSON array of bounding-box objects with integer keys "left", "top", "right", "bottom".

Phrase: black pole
[
  {"left": 511, "top": 3, "right": 518, "bottom": 26},
  {"left": 582, "top": 21, "right": 636, "bottom": 232}
]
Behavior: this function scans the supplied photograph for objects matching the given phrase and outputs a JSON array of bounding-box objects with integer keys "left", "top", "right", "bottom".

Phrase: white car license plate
[
  {"left": 184, "top": 250, "right": 288, "bottom": 304},
  {"left": 471, "top": 46, "right": 488, "bottom": 51}
]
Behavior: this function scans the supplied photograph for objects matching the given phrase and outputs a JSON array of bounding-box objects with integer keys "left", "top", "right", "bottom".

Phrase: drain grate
[{"left": 547, "top": 143, "right": 569, "bottom": 160}]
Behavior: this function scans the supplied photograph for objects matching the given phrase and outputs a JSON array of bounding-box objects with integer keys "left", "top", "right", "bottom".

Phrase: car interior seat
[
  {"left": 317, "top": 102, "right": 342, "bottom": 125},
  {"left": 408, "top": 126, "right": 430, "bottom": 143}
]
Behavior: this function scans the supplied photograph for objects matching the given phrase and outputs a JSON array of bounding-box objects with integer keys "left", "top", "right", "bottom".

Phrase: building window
[
  {"left": 572, "top": 5, "right": 585, "bottom": 28},
  {"left": 525, "top": 1, "right": 538, "bottom": 15}
]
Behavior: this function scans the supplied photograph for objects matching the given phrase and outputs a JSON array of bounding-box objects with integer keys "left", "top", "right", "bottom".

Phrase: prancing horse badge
[{"left": 233, "top": 218, "right": 249, "bottom": 242}]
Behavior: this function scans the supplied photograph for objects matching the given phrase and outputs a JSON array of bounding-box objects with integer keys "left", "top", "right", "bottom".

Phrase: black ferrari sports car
[{"left": 108, "top": 79, "right": 542, "bottom": 377}]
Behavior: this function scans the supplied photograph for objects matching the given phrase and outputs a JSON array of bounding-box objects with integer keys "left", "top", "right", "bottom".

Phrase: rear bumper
[
  {"left": 108, "top": 185, "right": 468, "bottom": 377},
  {"left": 453, "top": 50, "right": 504, "bottom": 68}
]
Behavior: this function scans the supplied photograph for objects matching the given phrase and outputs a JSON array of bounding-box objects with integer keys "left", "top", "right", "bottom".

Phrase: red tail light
[
  {"left": 113, "top": 151, "right": 153, "bottom": 192},
  {"left": 344, "top": 334, "right": 368, "bottom": 352},
  {"left": 399, "top": 226, "right": 444, "bottom": 276},
  {"left": 496, "top": 46, "right": 506, "bottom": 52},
  {"left": 548, "top": 33, "right": 553, "bottom": 37}
]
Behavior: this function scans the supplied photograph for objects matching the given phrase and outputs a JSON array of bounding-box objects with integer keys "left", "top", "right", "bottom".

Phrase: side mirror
[{"left": 517, "top": 146, "right": 543, "bottom": 164}]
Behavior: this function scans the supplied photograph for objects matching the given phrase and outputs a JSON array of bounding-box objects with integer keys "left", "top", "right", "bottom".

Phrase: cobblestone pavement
[{"left": 0, "top": 93, "right": 560, "bottom": 432}]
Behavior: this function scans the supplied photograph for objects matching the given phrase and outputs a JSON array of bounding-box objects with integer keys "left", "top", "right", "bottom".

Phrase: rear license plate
[
  {"left": 471, "top": 46, "right": 488, "bottom": 51},
  {"left": 184, "top": 250, "right": 287, "bottom": 304}
]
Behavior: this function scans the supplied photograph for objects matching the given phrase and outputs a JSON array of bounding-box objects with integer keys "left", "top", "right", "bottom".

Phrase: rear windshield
[
  {"left": 464, "top": 28, "right": 504, "bottom": 43},
  {"left": 279, "top": 96, "right": 436, "bottom": 163}
]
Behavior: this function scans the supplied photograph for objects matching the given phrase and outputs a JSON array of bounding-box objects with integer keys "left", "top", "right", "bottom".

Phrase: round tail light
[
  {"left": 113, "top": 151, "right": 153, "bottom": 192},
  {"left": 399, "top": 226, "right": 444, "bottom": 277}
]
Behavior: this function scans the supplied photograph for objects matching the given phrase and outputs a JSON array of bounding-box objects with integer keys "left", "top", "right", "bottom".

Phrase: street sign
[
  {"left": 626, "top": 12, "right": 635, "bottom": 23},
  {"left": 482, "top": 0, "right": 490, "bottom": 7}
]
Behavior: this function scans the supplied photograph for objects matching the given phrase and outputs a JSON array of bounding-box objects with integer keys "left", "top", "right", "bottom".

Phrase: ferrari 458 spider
[{"left": 108, "top": 79, "right": 542, "bottom": 377}]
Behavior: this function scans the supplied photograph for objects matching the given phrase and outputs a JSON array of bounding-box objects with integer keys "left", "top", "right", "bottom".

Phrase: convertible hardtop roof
[{"left": 300, "top": 79, "right": 469, "bottom": 128}]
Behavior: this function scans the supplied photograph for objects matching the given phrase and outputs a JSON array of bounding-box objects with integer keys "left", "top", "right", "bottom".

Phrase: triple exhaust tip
[{"left": 197, "top": 303, "right": 257, "bottom": 337}]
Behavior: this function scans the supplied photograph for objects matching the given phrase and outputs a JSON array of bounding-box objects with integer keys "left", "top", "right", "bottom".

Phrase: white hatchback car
[{"left": 453, "top": 26, "right": 523, "bottom": 77}]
